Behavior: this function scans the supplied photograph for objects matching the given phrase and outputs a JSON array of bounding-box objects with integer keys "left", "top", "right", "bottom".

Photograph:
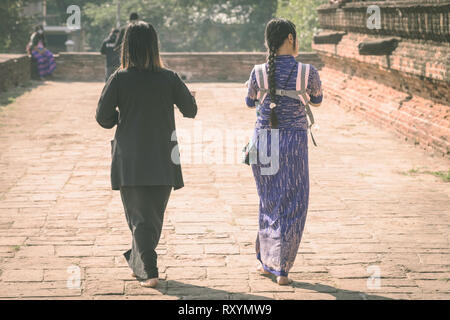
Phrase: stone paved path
[{"left": 0, "top": 80, "right": 449, "bottom": 300}]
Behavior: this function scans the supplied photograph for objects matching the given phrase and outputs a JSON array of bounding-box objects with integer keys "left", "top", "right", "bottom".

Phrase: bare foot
[
  {"left": 256, "top": 264, "right": 270, "bottom": 275},
  {"left": 140, "top": 278, "right": 159, "bottom": 288},
  {"left": 276, "top": 276, "right": 293, "bottom": 285}
]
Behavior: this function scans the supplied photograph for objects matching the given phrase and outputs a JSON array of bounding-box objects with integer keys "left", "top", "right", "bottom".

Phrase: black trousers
[{"left": 119, "top": 185, "right": 172, "bottom": 280}]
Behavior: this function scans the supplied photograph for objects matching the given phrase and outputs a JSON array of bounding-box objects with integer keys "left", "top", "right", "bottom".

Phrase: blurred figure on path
[
  {"left": 245, "top": 18, "right": 323, "bottom": 285},
  {"left": 114, "top": 12, "right": 140, "bottom": 52},
  {"left": 26, "top": 25, "right": 56, "bottom": 80},
  {"left": 96, "top": 21, "right": 197, "bottom": 288},
  {"left": 101, "top": 28, "right": 120, "bottom": 82}
]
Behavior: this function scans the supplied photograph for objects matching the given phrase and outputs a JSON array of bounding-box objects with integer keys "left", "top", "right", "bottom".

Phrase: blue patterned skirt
[
  {"left": 251, "top": 128, "right": 309, "bottom": 277},
  {"left": 31, "top": 49, "right": 56, "bottom": 77}
]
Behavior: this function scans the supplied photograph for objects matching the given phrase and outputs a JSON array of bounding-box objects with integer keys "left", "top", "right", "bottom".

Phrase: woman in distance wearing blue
[{"left": 245, "top": 18, "right": 323, "bottom": 285}]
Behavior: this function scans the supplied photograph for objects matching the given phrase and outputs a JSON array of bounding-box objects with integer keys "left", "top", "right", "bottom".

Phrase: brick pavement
[{"left": 0, "top": 80, "right": 448, "bottom": 299}]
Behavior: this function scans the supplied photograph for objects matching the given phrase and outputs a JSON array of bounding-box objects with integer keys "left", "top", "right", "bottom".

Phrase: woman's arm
[
  {"left": 96, "top": 71, "right": 119, "bottom": 129},
  {"left": 173, "top": 72, "right": 197, "bottom": 119},
  {"left": 245, "top": 67, "right": 258, "bottom": 108},
  {"left": 307, "top": 65, "right": 323, "bottom": 107}
]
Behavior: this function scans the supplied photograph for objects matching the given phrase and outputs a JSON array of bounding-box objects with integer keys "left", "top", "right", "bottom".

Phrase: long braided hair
[{"left": 264, "top": 19, "right": 297, "bottom": 128}]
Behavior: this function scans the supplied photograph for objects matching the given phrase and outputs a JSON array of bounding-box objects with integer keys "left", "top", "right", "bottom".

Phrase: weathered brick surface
[
  {"left": 313, "top": 32, "right": 449, "bottom": 104},
  {"left": 314, "top": 0, "right": 449, "bottom": 159},
  {"left": 0, "top": 54, "right": 31, "bottom": 93},
  {"left": 319, "top": 66, "right": 449, "bottom": 157},
  {"left": 53, "top": 52, "right": 323, "bottom": 82},
  {"left": 0, "top": 81, "right": 449, "bottom": 300},
  {"left": 317, "top": 1, "right": 450, "bottom": 42}
]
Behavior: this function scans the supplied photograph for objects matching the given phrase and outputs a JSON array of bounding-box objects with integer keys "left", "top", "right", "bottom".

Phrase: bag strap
[
  {"left": 254, "top": 64, "right": 269, "bottom": 105},
  {"left": 254, "top": 62, "right": 318, "bottom": 147},
  {"left": 297, "top": 62, "right": 318, "bottom": 147}
]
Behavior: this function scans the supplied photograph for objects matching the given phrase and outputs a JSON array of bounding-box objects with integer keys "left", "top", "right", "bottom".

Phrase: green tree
[
  {"left": 82, "top": 0, "right": 277, "bottom": 52},
  {"left": 0, "top": 0, "right": 32, "bottom": 53},
  {"left": 45, "top": 0, "right": 93, "bottom": 25},
  {"left": 276, "top": 0, "right": 327, "bottom": 51}
]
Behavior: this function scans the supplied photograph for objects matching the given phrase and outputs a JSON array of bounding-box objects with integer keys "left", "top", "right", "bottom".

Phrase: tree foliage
[
  {"left": 83, "top": 0, "right": 277, "bottom": 52},
  {"left": 0, "top": 0, "right": 32, "bottom": 52},
  {"left": 45, "top": 0, "right": 93, "bottom": 25},
  {"left": 0, "top": 0, "right": 327, "bottom": 53},
  {"left": 276, "top": 0, "right": 327, "bottom": 51}
]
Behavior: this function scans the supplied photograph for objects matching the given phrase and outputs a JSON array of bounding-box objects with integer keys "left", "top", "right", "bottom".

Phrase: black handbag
[{"left": 242, "top": 140, "right": 255, "bottom": 165}]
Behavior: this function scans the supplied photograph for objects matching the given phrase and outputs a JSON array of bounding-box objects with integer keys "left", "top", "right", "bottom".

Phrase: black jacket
[
  {"left": 96, "top": 67, "right": 197, "bottom": 191},
  {"left": 100, "top": 35, "right": 120, "bottom": 68}
]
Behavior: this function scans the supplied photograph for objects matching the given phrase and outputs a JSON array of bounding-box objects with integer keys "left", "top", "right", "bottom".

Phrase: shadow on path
[
  {"left": 152, "top": 280, "right": 272, "bottom": 300},
  {"left": 147, "top": 278, "right": 395, "bottom": 300},
  {"left": 292, "top": 281, "right": 394, "bottom": 300}
]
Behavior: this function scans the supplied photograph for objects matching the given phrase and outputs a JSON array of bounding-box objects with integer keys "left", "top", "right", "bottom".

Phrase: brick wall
[
  {"left": 320, "top": 66, "right": 449, "bottom": 157},
  {"left": 318, "top": 1, "right": 450, "bottom": 42},
  {"left": 53, "top": 52, "right": 323, "bottom": 82},
  {"left": 0, "top": 55, "right": 31, "bottom": 93},
  {"left": 313, "top": 32, "right": 450, "bottom": 104},
  {"left": 315, "top": 0, "right": 450, "bottom": 158},
  {"left": 53, "top": 52, "right": 104, "bottom": 82}
]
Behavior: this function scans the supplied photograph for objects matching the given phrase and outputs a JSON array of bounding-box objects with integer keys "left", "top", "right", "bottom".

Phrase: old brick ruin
[
  {"left": 0, "top": 0, "right": 448, "bottom": 157},
  {"left": 313, "top": 0, "right": 449, "bottom": 157},
  {"left": 0, "top": 52, "right": 322, "bottom": 88},
  {"left": 0, "top": 55, "right": 30, "bottom": 93},
  {"left": 50, "top": 52, "right": 322, "bottom": 82}
]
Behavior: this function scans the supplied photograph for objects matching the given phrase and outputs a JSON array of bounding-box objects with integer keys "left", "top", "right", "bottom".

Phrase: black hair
[
  {"left": 121, "top": 21, "right": 163, "bottom": 71},
  {"left": 264, "top": 18, "right": 297, "bottom": 128},
  {"left": 108, "top": 28, "right": 119, "bottom": 41},
  {"left": 129, "top": 12, "right": 139, "bottom": 21},
  {"left": 109, "top": 28, "right": 119, "bottom": 36}
]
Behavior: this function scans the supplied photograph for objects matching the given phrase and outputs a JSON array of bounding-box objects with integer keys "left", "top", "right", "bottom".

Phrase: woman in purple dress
[
  {"left": 245, "top": 19, "right": 323, "bottom": 285},
  {"left": 27, "top": 25, "right": 56, "bottom": 80}
]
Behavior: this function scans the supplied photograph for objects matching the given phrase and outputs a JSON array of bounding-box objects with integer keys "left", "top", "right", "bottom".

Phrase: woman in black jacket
[
  {"left": 100, "top": 28, "right": 120, "bottom": 82},
  {"left": 96, "top": 21, "right": 197, "bottom": 287}
]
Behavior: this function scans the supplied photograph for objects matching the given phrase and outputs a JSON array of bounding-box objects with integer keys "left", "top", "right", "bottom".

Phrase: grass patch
[
  {"left": 400, "top": 168, "right": 421, "bottom": 175},
  {"left": 3, "top": 97, "right": 15, "bottom": 105},
  {"left": 0, "top": 80, "right": 41, "bottom": 109},
  {"left": 398, "top": 167, "right": 422, "bottom": 177},
  {"left": 422, "top": 170, "right": 450, "bottom": 183},
  {"left": 399, "top": 167, "right": 450, "bottom": 182}
]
